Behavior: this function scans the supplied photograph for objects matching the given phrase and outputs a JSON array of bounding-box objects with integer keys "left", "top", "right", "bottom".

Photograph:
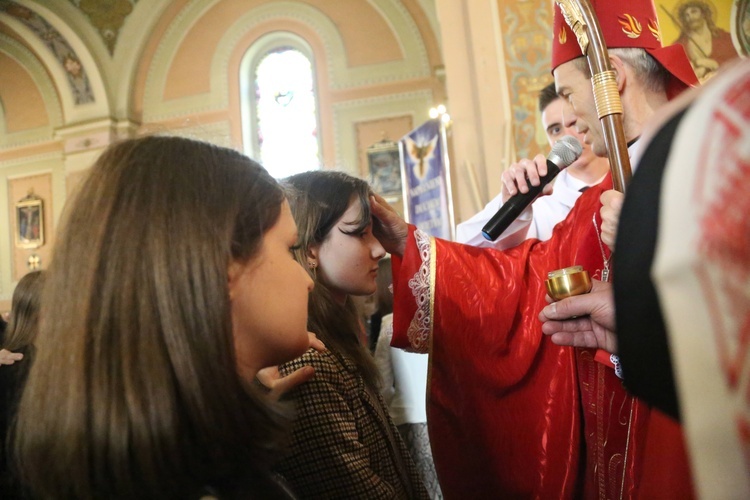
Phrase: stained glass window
[{"left": 254, "top": 48, "right": 320, "bottom": 178}]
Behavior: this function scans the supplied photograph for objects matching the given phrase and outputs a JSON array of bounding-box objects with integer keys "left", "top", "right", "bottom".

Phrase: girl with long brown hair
[
  {"left": 11, "top": 136, "right": 316, "bottom": 499},
  {"left": 275, "top": 171, "right": 428, "bottom": 499},
  {"left": 0, "top": 270, "right": 45, "bottom": 497}
]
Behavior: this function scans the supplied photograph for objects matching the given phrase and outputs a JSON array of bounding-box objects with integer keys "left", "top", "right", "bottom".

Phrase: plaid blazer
[{"left": 275, "top": 347, "right": 429, "bottom": 499}]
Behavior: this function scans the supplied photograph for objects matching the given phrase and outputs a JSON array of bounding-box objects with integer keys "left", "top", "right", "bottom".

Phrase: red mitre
[{"left": 551, "top": 0, "right": 698, "bottom": 98}]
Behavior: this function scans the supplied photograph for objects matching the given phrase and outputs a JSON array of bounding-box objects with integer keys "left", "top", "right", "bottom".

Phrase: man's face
[
  {"left": 541, "top": 97, "right": 598, "bottom": 170},
  {"left": 554, "top": 59, "right": 607, "bottom": 157},
  {"left": 540, "top": 98, "right": 568, "bottom": 145}
]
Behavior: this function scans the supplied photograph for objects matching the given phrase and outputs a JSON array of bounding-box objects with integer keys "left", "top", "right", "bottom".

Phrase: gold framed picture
[
  {"left": 15, "top": 194, "right": 44, "bottom": 249},
  {"left": 366, "top": 139, "right": 402, "bottom": 200}
]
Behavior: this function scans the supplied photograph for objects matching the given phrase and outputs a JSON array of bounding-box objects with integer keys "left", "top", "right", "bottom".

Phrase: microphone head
[{"left": 550, "top": 135, "right": 583, "bottom": 168}]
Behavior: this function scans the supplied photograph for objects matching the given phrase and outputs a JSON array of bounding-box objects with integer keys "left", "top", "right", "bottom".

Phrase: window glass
[{"left": 255, "top": 48, "right": 320, "bottom": 178}]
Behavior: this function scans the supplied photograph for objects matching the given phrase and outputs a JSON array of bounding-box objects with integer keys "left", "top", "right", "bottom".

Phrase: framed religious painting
[
  {"left": 15, "top": 193, "right": 44, "bottom": 249},
  {"left": 657, "top": 0, "right": 741, "bottom": 83},
  {"left": 733, "top": 0, "right": 750, "bottom": 56},
  {"left": 366, "top": 138, "right": 403, "bottom": 201}
]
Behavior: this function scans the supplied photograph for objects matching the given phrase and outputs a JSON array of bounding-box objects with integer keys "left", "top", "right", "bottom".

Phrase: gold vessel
[{"left": 545, "top": 265, "right": 592, "bottom": 301}]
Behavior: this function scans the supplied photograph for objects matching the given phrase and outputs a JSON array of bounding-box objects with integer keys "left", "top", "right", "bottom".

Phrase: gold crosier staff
[{"left": 555, "top": 0, "right": 632, "bottom": 193}]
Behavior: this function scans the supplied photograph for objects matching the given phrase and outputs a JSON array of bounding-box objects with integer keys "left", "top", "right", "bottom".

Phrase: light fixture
[{"left": 429, "top": 104, "right": 451, "bottom": 128}]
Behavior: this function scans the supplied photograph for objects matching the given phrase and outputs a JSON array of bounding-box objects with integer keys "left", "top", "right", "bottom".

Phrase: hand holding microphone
[{"left": 482, "top": 136, "right": 583, "bottom": 241}]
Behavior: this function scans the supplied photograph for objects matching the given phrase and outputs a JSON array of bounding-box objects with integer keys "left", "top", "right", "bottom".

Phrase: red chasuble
[{"left": 391, "top": 175, "right": 652, "bottom": 499}]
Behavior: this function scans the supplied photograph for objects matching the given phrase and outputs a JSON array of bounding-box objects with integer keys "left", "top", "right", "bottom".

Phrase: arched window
[{"left": 240, "top": 33, "right": 321, "bottom": 178}]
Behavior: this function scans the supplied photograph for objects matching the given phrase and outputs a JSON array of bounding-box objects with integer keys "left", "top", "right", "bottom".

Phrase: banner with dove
[{"left": 399, "top": 119, "right": 455, "bottom": 240}]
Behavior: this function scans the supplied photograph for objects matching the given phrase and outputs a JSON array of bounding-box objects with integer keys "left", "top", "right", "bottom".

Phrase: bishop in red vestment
[{"left": 375, "top": 1, "right": 698, "bottom": 498}]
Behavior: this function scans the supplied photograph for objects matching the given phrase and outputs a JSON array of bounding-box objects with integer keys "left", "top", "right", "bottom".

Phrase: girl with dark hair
[
  {"left": 1, "top": 270, "right": 45, "bottom": 496},
  {"left": 2, "top": 271, "right": 45, "bottom": 356},
  {"left": 275, "top": 170, "right": 428, "bottom": 499},
  {"left": 11, "top": 136, "right": 317, "bottom": 499}
]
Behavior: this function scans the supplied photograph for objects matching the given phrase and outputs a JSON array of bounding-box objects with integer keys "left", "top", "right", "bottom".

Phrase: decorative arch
[
  {"left": 0, "top": 33, "right": 63, "bottom": 148},
  {"left": 111, "top": 0, "right": 174, "bottom": 119},
  {"left": 0, "top": 1, "right": 108, "bottom": 123},
  {"left": 143, "top": 0, "right": 431, "bottom": 121}
]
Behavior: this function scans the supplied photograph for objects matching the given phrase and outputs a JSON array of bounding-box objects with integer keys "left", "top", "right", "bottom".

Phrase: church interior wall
[{"left": 0, "top": 0, "right": 562, "bottom": 310}]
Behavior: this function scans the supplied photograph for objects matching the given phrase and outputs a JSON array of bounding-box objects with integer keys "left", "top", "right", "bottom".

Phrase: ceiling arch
[
  {"left": 0, "top": 1, "right": 109, "bottom": 123},
  {"left": 109, "top": 0, "right": 174, "bottom": 119},
  {"left": 0, "top": 32, "right": 63, "bottom": 148},
  {"left": 142, "top": 0, "right": 431, "bottom": 121}
]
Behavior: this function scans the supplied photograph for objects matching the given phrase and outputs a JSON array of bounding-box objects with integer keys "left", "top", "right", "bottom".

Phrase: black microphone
[{"left": 481, "top": 135, "right": 583, "bottom": 241}]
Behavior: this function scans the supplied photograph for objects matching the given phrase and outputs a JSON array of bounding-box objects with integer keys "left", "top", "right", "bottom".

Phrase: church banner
[{"left": 399, "top": 119, "right": 455, "bottom": 240}]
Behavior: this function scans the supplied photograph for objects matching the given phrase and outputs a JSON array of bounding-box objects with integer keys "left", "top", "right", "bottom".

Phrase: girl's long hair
[
  {"left": 2, "top": 270, "right": 45, "bottom": 354},
  {"left": 284, "top": 171, "right": 380, "bottom": 389},
  {"left": 12, "top": 136, "right": 288, "bottom": 499}
]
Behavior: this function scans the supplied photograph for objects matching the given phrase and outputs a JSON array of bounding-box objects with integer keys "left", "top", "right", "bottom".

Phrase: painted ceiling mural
[
  {"left": 0, "top": 0, "right": 94, "bottom": 104},
  {"left": 69, "top": 0, "right": 137, "bottom": 55}
]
